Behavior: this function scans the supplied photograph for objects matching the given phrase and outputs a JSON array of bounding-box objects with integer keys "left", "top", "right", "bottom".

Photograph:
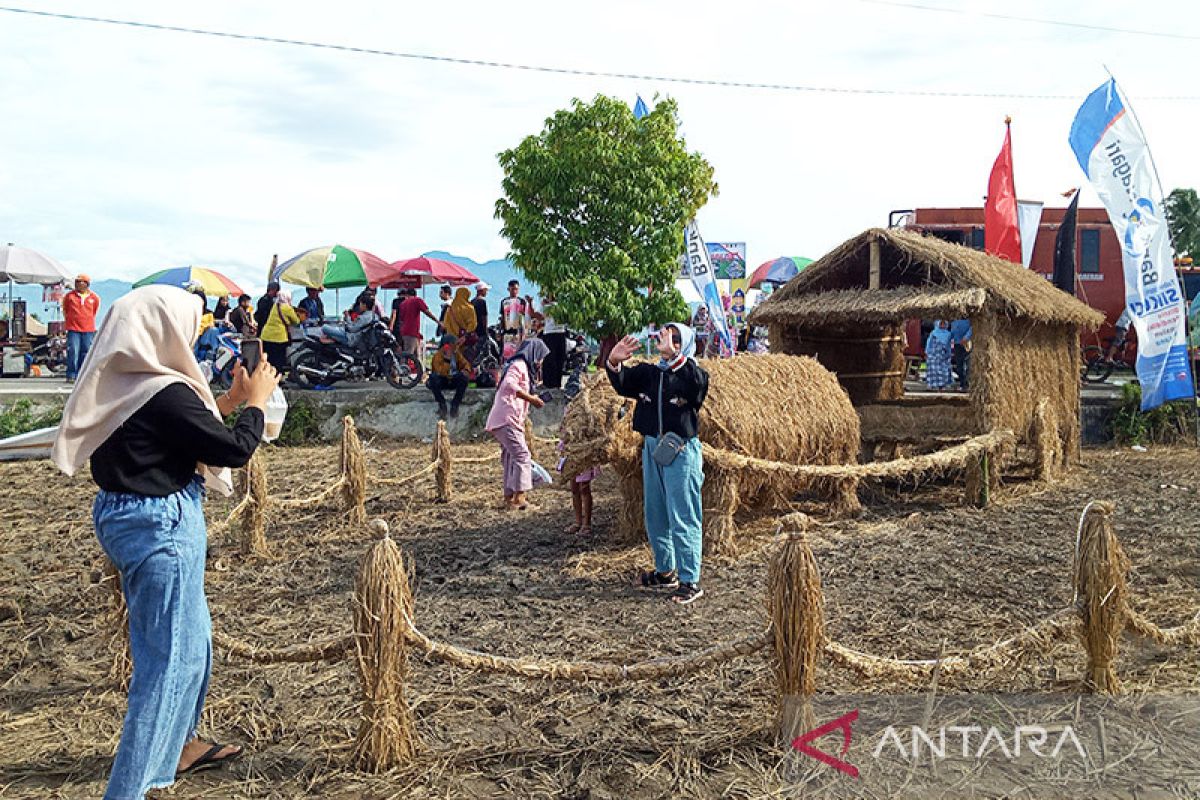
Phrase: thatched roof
[
  {"left": 751, "top": 286, "right": 986, "bottom": 327},
  {"left": 749, "top": 228, "right": 1104, "bottom": 329}
]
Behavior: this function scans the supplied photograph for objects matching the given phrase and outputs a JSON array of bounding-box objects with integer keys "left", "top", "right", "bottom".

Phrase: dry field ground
[{"left": 2, "top": 438, "right": 1198, "bottom": 798}]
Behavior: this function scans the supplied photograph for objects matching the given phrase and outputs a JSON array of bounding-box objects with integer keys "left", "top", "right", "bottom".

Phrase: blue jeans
[
  {"left": 642, "top": 436, "right": 705, "bottom": 585},
  {"left": 94, "top": 477, "right": 211, "bottom": 800},
  {"left": 66, "top": 330, "right": 95, "bottom": 379}
]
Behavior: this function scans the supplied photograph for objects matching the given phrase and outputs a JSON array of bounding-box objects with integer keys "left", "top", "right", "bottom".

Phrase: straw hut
[{"left": 748, "top": 228, "right": 1103, "bottom": 474}]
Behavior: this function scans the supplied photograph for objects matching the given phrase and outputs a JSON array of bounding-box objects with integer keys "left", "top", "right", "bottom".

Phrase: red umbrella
[{"left": 385, "top": 256, "right": 480, "bottom": 288}]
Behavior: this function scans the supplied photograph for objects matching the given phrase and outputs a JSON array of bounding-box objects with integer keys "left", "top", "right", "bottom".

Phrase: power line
[
  {"left": 1, "top": 4, "right": 1194, "bottom": 102},
  {"left": 859, "top": 0, "right": 1200, "bottom": 42}
]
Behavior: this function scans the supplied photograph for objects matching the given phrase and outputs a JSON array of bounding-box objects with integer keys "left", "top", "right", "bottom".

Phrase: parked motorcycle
[
  {"left": 463, "top": 324, "right": 503, "bottom": 388},
  {"left": 562, "top": 330, "right": 590, "bottom": 400},
  {"left": 29, "top": 333, "right": 67, "bottom": 375},
  {"left": 193, "top": 326, "right": 242, "bottom": 389},
  {"left": 288, "top": 318, "right": 422, "bottom": 390}
]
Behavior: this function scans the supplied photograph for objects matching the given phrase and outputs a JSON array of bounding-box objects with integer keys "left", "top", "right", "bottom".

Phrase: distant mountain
[
  {"left": 1, "top": 279, "right": 130, "bottom": 323},
  {"left": 420, "top": 250, "right": 537, "bottom": 295}
]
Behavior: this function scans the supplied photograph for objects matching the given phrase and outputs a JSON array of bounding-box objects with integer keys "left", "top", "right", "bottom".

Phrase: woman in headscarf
[
  {"left": 441, "top": 286, "right": 479, "bottom": 344},
  {"left": 605, "top": 323, "right": 710, "bottom": 605},
  {"left": 51, "top": 285, "right": 281, "bottom": 799},
  {"left": 485, "top": 337, "right": 549, "bottom": 510}
]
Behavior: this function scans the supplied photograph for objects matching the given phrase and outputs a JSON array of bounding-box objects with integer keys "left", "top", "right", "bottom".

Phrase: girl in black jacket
[{"left": 605, "top": 323, "right": 709, "bottom": 604}]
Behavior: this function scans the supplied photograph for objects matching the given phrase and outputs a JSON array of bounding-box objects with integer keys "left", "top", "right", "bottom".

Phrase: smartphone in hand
[{"left": 241, "top": 338, "right": 262, "bottom": 374}]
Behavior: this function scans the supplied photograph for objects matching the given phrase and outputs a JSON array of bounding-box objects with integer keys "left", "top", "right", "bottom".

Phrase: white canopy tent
[{"left": 0, "top": 244, "right": 72, "bottom": 331}]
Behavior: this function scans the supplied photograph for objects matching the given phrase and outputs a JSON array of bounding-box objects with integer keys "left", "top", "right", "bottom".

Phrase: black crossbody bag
[{"left": 651, "top": 368, "right": 686, "bottom": 466}]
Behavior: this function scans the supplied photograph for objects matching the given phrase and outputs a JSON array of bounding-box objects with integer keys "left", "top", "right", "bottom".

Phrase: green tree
[
  {"left": 495, "top": 95, "right": 717, "bottom": 348},
  {"left": 1165, "top": 187, "right": 1200, "bottom": 259}
]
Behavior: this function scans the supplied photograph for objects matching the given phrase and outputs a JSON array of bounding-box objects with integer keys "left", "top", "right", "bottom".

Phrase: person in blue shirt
[
  {"left": 949, "top": 319, "right": 972, "bottom": 391},
  {"left": 297, "top": 287, "right": 325, "bottom": 327}
]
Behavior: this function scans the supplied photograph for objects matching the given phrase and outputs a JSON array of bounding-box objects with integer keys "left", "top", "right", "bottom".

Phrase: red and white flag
[{"left": 985, "top": 119, "right": 1022, "bottom": 263}]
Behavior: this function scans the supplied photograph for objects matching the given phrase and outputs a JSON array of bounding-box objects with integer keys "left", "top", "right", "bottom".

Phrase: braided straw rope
[
  {"left": 275, "top": 476, "right": 347, "bottom": 509},
  {"left": 213, "top": 630, "right": 356, "bottom": 664},
  {"left": 373, "top": 460, "right": 439, "bottom": 487},
  {"left": 1124, "top": 607, "right": 1200, "bottom": 646},
  {"left": 702, "top": 429, "right": 1015, "bottom": 482},
  {"left": 452, "top": 454, "right": 498, "bottom": 465},
  {"left": 402, "top": 613, "right": 771, "bottom": 683},
  {"left": 824, "top": 609, "right": 1080, "bottom": 682}
]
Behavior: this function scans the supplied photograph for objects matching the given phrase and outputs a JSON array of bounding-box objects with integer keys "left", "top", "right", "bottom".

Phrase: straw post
[
  {"left": 767, "top": 514, "right": 824, "bottom": 744},
  {"left": 239, "top": 449, "right": 269, "bottom": 556},
  {"left": 964, "top": 450, "right": 996, "bottom": 508},
  {"left": 434, "top": 420, "right": 452, "bottom": 503},
  {"left": 340, "top": 416, "right": 367, "bottom": 525},
  {"left": 1032, "top": 397, "right": 1058, "bottom": 481},
  {"left": 351, "top": 522, "right": 418, "bottom": 770},
  {"left": 524, "top": 415, "right": 535, "bottom": 454},
  {"left": 1073, "top": 502, "right": 1127, "bottom": 693},
  {"left": 101, "top": 557, "right": 131, "bottom": 689}
]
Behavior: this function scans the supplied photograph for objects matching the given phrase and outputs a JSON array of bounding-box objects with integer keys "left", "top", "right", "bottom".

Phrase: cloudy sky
[{"left": 2, "top": 1, "right": 1198, "bottom": 294}]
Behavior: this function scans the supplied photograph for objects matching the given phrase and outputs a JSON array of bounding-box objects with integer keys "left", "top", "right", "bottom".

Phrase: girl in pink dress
[
  {"left": 485, "top": 339, "right": 550, "bottom": 510},
  {"left": 557, "top": 440, "right": 600, "bottom": 536}
]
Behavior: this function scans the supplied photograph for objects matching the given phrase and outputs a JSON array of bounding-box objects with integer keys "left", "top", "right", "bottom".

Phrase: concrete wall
[{"left": 283, "top": 386, "right": 568, "bottom": 442}]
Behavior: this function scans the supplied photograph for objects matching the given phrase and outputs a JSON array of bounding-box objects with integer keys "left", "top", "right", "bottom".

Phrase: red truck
[{"left": 890, "top": 206, "right": 1144, "bottom": 356}]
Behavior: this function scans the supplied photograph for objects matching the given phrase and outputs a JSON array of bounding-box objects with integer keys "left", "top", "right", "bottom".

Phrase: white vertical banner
[
  {"left": 1016, "top": 200, "right": 1043, "bottom": 267},
  {"left": 1069, "top": 78, "right": 1194, "bottom": 410},
  {"left": 683, "top": 221, "right": 733, "bottom": 356}
]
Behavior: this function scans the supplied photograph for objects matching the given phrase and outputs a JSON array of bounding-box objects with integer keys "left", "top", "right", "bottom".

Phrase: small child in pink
[{"left": 557, "top": 440, "right": 599, "bottom": 536}]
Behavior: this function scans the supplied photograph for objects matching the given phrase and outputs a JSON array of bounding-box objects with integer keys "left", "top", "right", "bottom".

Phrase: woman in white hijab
[
  {"left": 604, "top": 323, "right": 710, "bottom": 605},
  {"left": 52, "top": 285, "right": 279, "bottom": 799}
]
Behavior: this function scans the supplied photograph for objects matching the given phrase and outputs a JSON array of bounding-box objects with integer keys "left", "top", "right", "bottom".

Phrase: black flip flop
[{"left": 177, "top": 743, "right": 243, "bottom": 776}]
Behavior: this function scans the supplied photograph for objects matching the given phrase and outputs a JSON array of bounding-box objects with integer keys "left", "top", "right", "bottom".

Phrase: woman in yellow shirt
[{"left": 260, "top": 294, "right": 301, "bottom": 371}]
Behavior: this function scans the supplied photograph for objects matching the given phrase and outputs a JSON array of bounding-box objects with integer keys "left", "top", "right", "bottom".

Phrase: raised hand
[{"left": 607, "top": 335, "right": 641, "bottom": 367}]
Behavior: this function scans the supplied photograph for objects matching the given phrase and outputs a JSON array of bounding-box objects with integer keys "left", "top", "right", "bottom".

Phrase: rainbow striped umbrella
[
  {"left": 134, "top": 266, "right": 244, "bottom": 296},
  {"left": 748, "top": 256, "right": 812, "bottom": 288},
  {"left": 272, "top": 245, "right": 393, "bottom": 289}
]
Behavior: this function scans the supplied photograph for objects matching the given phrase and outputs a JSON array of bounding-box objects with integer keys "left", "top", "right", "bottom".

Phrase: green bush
[
  {"left": 1110, "top": 382, "right": 1196, "bottom": 445},
  {"left": 0, "top": 398, "right": 63, "bottom": 438},
  {"left": 276, "top": 394, "right": 323, "bottom": 446}
]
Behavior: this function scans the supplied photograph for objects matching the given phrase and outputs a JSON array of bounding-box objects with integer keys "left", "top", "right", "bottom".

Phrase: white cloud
[{"left": 1, "top": 0, "right": 1198, "bottom": 296}]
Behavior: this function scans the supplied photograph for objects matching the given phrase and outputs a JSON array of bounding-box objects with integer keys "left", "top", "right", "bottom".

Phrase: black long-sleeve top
[
  {"left": 605, "top": 359, "right": 709, "bottom": 440},
  {"left": 91, "top": 383, "right": 264, "bottom": 496}
]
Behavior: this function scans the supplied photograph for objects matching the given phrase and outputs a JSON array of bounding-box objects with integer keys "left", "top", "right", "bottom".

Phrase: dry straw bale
[
  {"left": 340, "top": 416, "right": 367, "bottom": 524},
  {"left": 1072, "top": 502, "right": 1128, "bottom": 693},
  {"left": 351, "top": 527, "right": 418, "bottom": 771},
  {"left": 767, "top": 514, "right": 823, "bottom": 743},
  {"left": 558, "top": 356, "right": 861, "bottom": 545}
]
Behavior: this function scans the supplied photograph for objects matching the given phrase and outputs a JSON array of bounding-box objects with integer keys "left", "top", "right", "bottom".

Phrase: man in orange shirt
[{"left": 62, "top": 274, "right": 101, "bottom": 381}]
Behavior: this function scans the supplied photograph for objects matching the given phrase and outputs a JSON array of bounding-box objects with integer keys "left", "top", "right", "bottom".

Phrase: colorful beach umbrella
[
  {"left": 134, "top": 266, "right": 244, "bottom": 296},
  {"left": 385, "top": 256, "right": 480, "bottom": 288},
  {"left": 749, "top": 256, "right": 812, "bottom": 288},
  {"left": 273, "top": 245, "right": 394, "bottom": 289}
]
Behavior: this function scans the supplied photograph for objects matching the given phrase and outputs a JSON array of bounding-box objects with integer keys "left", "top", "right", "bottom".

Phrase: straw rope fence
[
  {"left": 108, "top": 500, "right": 1189, "bottom": 770},
  {"left": 211, "top": 417, "right": 564, "bottom": 555}
]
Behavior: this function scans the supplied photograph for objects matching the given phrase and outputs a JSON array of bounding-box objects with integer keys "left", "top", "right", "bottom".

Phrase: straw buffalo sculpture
[{"left": 557, "top": 354, "right": 861, "bottom": 554}]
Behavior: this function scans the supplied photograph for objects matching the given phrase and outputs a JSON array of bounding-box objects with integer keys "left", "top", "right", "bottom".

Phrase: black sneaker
[
  {"left": 636, "top": 570, "right": 679, "bottom": 591},
  {"left": 671, "top": 583, "right": 704, "bottom": 605}
]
